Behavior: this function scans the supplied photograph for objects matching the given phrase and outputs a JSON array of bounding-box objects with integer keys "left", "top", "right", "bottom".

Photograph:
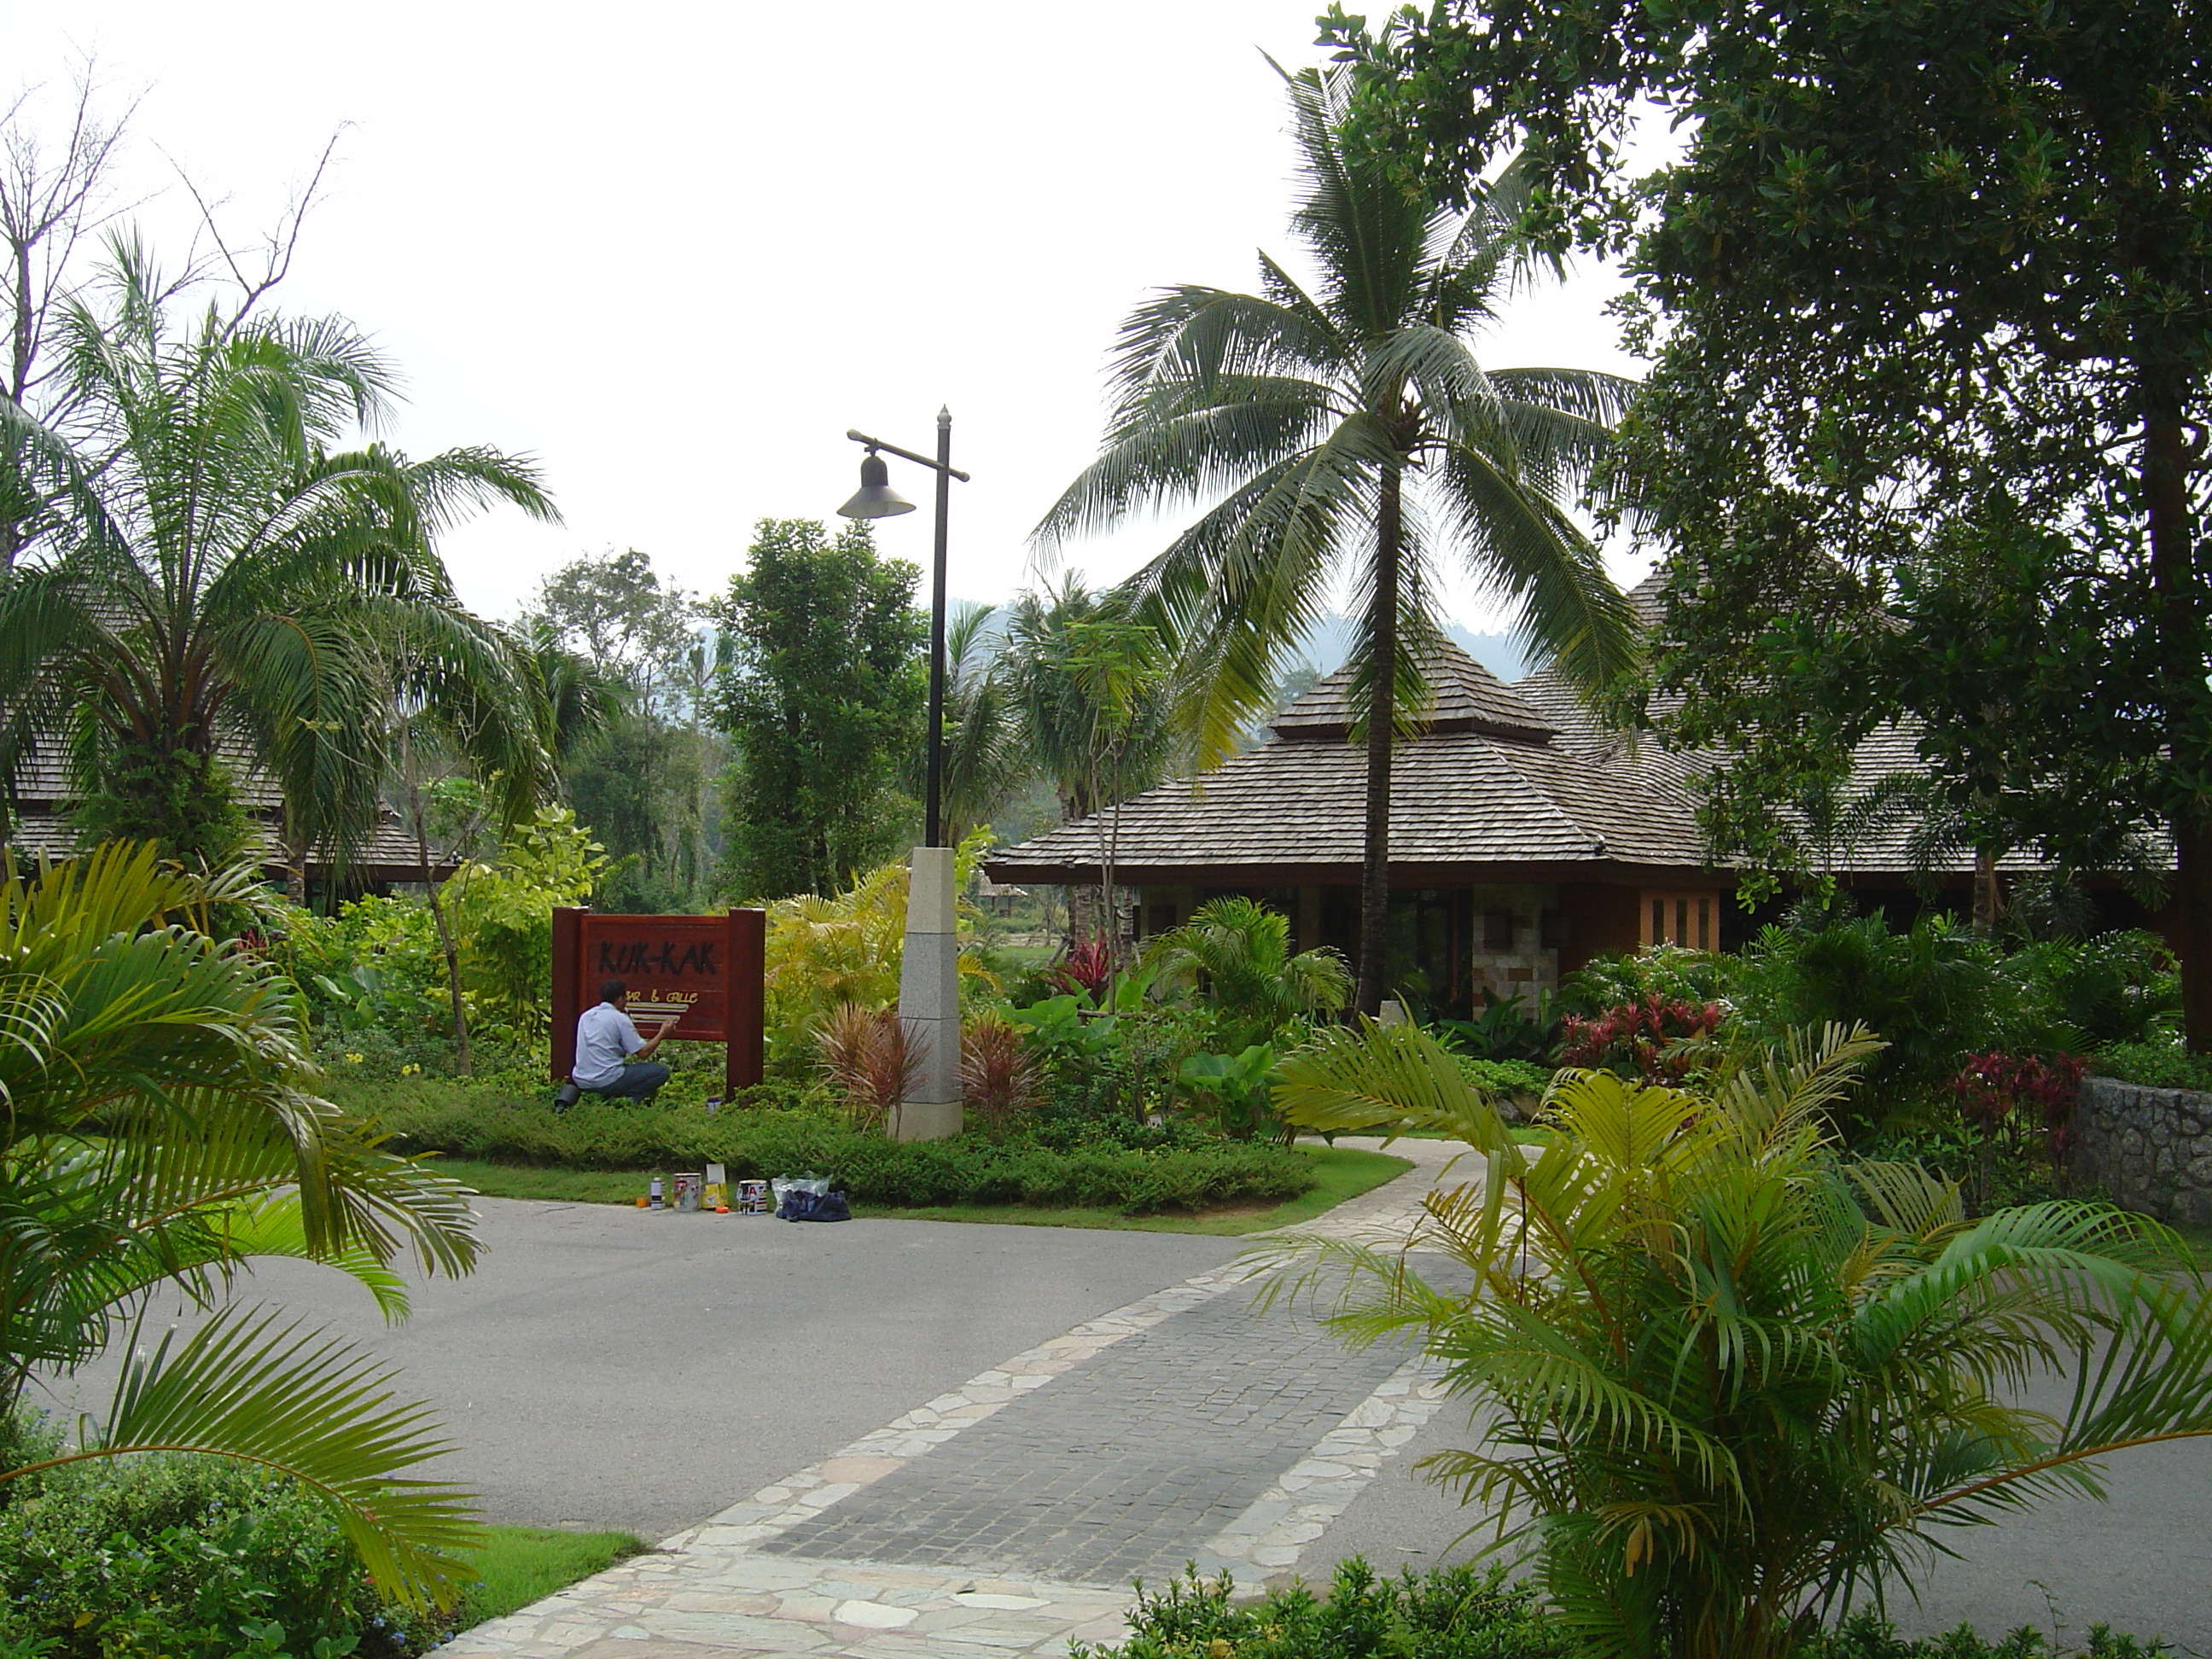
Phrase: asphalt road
[{"left": 38, "top": 1198, "right": 1238, "bottom": 1541}]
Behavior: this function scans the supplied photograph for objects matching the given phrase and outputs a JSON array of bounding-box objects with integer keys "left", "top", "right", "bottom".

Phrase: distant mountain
[{"left": 949, "top": 601, "right": 1528, "bottom": 686}]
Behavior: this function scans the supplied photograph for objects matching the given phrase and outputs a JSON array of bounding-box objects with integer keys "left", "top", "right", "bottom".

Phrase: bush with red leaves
[
  {"left": 1950, "top": 1051, "right": 2087, "bottom": 1159},
  {"left": 1051, "top": 937, "right": 1115, "bottom": 1003},
  {"left": 1557, "top": 995, "right": 1727, "bottom": 1083}
]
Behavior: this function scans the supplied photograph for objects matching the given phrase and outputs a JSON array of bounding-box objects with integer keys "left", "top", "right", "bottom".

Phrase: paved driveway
[{"left": 41, "top": 1152, "right": 2212, "bottom": 1655}]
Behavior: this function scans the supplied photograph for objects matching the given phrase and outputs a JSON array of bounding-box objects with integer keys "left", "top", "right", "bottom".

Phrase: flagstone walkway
[{"left": 443, "top": 1147, "right": 1460, "bottom": 1658}]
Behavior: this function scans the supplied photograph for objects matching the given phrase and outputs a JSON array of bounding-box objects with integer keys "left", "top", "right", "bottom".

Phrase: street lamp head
[{"left": 837, "top": 450, "right": 917, "bottom": 520}]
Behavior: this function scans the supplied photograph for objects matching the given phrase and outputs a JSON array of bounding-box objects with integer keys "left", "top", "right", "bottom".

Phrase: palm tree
[
  {"left": 0, "top": 242, "right": 557, "bottom": 870},
  {"left": 1266, "top": 1019, "right": 2212, "bottom": 1659},
  {"left": 1000, "top": 579, "right": 1176, "bottom": 959},
  {"left": 0, "top": 841, "right": 483, "bottom": 1609},
  {"left": 939, "top": 602, "right": 1020, "bottom": 846},
  {"left": 1034, "top": 66, "right": 1638, "bottom": 1013},
  {"left": 1142, "top": 894, "right": 1351, "bottom": 1051}
]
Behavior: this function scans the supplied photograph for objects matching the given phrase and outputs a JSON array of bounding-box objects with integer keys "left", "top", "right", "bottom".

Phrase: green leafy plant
[
  {"left": 1263, "top": 1017, "right": 2212, "bottom": 1659},
  {"left": 1142, "top": 896, "right": 1351, "bottom": 1052},
  {"left": 1176, "top": 1044, "right": 1281, "bottom": 1142},
  {"left": 1072, "top": 1557, "right": 1571, "bottom": 1659},
  {"left": 0, "top": 843, "right": 483, "bottom": 1610},
  {"left": 2093, "top": 1043, "right": 2212, "bottom": 1094},
  {"left": 1438, "top": 988, "right": 1563, "bottom": 1064},
  {"left": 444, "top": 806, "right": 608, "bottom": 1036}
]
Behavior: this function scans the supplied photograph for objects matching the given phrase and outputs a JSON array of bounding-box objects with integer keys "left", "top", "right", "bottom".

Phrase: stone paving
[{"left": 443, "top": 1143, "right": 1464, "bottom": 1658}]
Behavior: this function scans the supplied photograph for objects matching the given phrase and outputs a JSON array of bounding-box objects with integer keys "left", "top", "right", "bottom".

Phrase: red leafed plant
[
  {"left": 1558, "top": 995, "right": 1728, "bottom": 1083},
  {"left": 962, "top": 1012, "right": 1045, "bottom": 1138},
  {"left": 817, "top": 1002, "right": 919, "bottom": 1134},
  {"left": 1051, "top": 937, "right": 1115, "bottom": 1003},
  {"left": 1950, "top": 1050, "right": 2087, "bottom": 1203}
]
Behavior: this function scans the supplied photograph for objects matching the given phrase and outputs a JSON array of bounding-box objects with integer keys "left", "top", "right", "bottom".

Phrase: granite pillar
[{"left": 892, "top": 844, "right": 962, "bottom": 1142}]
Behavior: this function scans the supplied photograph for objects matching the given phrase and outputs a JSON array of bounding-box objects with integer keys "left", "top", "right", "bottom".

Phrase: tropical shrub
[
  {"left": 817, "top": 1003, "right": 917, "bottom": 1132},
  {"left": 1175, "top": 1044, "right": 1281, "bottom": 1142},
  {"left": 1556, "top": 945, "right": 1738, "bottom": 1021},
  {"left": 1266, "top": 1018, "right": 2212, "bottom": 1659},
  {"left": 1141, "top": 896, "right": 1351, "bottom": 1052},
  {"left": 1732, "top": 914, "right": 2058, "bottom": 1133},
  {"left": 1557, "top": 994, "right": 1726, "bottom": 1082},
  {"left": 1452, "top": 1055, "right": 1551, "bottom": 1097},
  {"left": 0, "top": 843, "right": 483, "bottom": 1610},
  {"left": 962, "top": 1013, "right": 1044, "bottom": 1138},
  {"left": 2006, "top": 931, "right": 2180, "bottom": 1049},
  {"left": 1071, "top": 1557, "right": 1570, "bottom": 1659},
  {"left": 1438, "top": 988, "right": 1563, "bottom": 1064},
  {"left": 0, "top": 1445, "right": 440, "bottom": 1657},
  {"left": 1949, "top": 1051, "right": 2087, "bottom": 1208}
]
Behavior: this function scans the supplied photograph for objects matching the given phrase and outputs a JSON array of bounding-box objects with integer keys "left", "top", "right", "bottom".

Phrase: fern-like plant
[{"left": 1260, "top": 1019, "right": 2212, "bottom": 1659}]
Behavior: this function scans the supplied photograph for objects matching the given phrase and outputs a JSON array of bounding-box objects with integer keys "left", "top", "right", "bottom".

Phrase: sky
[{"left": 0, "top": 0, "right": 1653, "bottom": 634}]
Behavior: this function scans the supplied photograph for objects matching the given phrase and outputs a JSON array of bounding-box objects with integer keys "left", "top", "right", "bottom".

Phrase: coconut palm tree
[
  {"left": 1034, "top": 66, "right": 1638, "bottom": 1013},
  {"left": 0, "top": 841, "right": 482, "bottom": 1608},
  {"left": 939, "top": 602, "right": 1021, "bottom": 846},
  {"left": 0, "top": 241, "right": 557, "bottom": 870}
]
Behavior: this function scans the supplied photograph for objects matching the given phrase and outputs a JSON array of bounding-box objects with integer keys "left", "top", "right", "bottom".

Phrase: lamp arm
[{"left": 847, "top": 428, "right": 972, "bottom": 482}]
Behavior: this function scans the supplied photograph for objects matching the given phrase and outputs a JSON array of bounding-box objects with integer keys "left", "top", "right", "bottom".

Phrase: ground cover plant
[{"left": 1263, "top": 1017, "right": 2212, "bottom": 1659}]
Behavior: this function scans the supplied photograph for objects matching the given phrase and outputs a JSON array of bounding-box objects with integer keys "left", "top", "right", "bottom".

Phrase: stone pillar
[{"left": 892, "top": 844, "right": 963, "bottom": 1142}]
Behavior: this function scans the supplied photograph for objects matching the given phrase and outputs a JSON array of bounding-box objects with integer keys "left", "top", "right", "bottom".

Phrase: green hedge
[
  {"left": 2094, "top": 1042, "right": 2212, "bottom": 1093},
  {"left": 362, "top": 1087, "right": 1317, "bottom": 1215}
]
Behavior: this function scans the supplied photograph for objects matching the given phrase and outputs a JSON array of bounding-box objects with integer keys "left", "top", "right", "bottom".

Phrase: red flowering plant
[
  {"left": 1948, "top": 1051, "right": 2087, "bottom": 1208},
  {"left": 1557, "top": 994, "right": 1728, "bottom": 1083}
]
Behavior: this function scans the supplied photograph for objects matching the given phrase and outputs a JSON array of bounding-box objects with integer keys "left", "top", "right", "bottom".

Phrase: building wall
[{"left": 1557, "top": 882, "right": 1642, "bottom": 975}]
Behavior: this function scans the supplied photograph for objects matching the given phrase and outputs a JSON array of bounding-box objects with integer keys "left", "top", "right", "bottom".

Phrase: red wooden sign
[{"left": 550, "top": 906, "right": 765, "bottom": 1096}]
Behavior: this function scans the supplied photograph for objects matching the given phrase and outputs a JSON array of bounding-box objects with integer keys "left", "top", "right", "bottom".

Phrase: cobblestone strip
[
  {"left": 444, "top": 1549, "right": 1135, "bottom": 1656},
  {"left": 1194, "top": 1353, "right": 1451, "bottom": 1577}
]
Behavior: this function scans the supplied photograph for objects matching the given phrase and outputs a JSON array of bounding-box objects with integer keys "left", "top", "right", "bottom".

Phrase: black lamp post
[{"left": 837, "top": 409, "right": 969, "bottom": 848}]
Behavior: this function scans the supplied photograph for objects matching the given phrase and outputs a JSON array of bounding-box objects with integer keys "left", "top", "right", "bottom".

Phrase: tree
[
  {"left": 0, "top": 244, "right": 556, "bottom": 870},
  {"left": 711, "top": 518, "right": 924, "bottom": 900},
  {"left": 1268, "top": 1018, "right": 2212, "bottom": 1659},
  {"left": 1319, "top": 0, "right": 2212, "bottom": 1045},
  {"left": 940, "top": 602, "right": 1022, "bottom": 847},
  {"left": 527, "top": 550, "right": 720, "bottom": 911},
  {"left": 999, "top": 579, "right": 1176, "bottom": 953},
  {"left": 1033, "top": 64, "right": 1636, "bottom": 1015},
  {"left": 0, "top": 842, "right": 483, "bottom": 1609},
  {"left": 0, "top": 67, "right": 134, "bottom": 568}
]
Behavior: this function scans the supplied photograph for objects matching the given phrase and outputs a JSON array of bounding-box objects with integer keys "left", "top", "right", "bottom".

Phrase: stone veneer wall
[{"left": 2069, "top": 1074, "right": 2212, "bottom": 1227}]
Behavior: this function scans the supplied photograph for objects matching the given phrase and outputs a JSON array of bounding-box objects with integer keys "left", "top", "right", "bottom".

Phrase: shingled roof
[{"left": 988, "top": 636, "right": 1707, "bottom": 883}]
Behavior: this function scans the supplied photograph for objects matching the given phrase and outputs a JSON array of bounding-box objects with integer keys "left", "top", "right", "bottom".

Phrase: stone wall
[{"left": 2069, "top": 1074, "right": 2212, "bottom": 1226}]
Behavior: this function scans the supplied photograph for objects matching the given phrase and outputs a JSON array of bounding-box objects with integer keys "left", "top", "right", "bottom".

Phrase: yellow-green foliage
[
  {"left": 760, "top": 830, "right": 996, "bottom": 1071},
  {"left": 445, "top": 806, "right": 608, "bottom": 1035}
]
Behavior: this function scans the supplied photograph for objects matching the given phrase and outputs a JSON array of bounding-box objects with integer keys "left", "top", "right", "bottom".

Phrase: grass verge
[
  {"left": 460, "top": 1524, "right": 646, "bottom": 1626},
  {"left": 430, "top": 1144, "right": 1412, "bottom": 1236}
]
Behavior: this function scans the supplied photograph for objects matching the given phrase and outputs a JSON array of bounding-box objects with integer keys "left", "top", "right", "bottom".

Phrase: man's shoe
[{"left": 553, "top": 1080, "right": 582, "bottom": 1111}]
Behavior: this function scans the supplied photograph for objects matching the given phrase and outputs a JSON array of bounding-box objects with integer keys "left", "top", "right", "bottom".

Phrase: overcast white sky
[{"left": 1, "top": 0, "right": 1652, "bottom": 632}]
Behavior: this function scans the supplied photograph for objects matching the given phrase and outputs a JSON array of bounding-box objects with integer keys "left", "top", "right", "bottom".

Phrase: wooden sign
[{"left": 550, "top": 906, "right": 765, "bottom": 1096}]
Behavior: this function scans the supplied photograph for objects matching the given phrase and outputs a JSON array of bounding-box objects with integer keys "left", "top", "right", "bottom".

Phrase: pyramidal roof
[{"left": 1271, "top": 636, "right": 1556, "bottom": 745}]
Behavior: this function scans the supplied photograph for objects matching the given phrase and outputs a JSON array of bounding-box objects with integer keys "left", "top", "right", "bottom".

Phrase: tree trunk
[
  {"left": 2144, "top": 372, "right": 2211, "bottom": 1051},
  {"left": 406, "top": 773, "right": 472, "bottom": 1074},
  {"left": 1970, "top": 846, "right": 1998, "bottom": 938},
  {"left": 1355, "top": 464, "right": 1404, "bottom": 1016}
]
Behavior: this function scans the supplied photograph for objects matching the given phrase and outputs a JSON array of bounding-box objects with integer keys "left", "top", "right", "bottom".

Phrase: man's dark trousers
[{"left": 585, "top": 1061, "right": 670, "bottom": 1100}]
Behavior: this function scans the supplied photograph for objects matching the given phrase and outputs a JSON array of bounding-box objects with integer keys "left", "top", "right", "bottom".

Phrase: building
[{"left": 985, "top": 626, "right": 2082, "bottom": 1015}]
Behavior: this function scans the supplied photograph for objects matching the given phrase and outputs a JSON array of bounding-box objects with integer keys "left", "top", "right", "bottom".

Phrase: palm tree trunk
[
  {"left": 402, "top": 761, "right": 471, "bottom": 1075},
  {"left": 1356, "top": 463, "right": 1403, "bottom": 1016}
]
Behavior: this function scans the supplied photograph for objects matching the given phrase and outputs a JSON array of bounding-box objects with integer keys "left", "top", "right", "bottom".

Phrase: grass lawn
[
  {"left": 428, "top": 1144, "right": 1413, "bottom": 1236},
  {"left": 460, "top": 1524, "right": 646, "bottom": 1626}
]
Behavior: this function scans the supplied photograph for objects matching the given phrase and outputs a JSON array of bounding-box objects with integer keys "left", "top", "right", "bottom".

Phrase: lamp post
[
  {"left": 837, "top": 409, "right": 969, "bottom": 847},
  {"left": 837, "top": 410, "right": 970, "bottom": 1140}
]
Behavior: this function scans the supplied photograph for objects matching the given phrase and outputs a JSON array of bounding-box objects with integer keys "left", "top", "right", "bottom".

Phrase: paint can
[
  {"left": 648, "top": 1176, "right": 665, "bottom": 1211},
  {"left": 736, "top": 1179, "right": 771, "bottom": 1214},
  {"left": 672, "top": 1173, "right": 703, "bottom": 1213},
  {"left": 702, "top": 1162, "right": 727, "bottom": 1210}
]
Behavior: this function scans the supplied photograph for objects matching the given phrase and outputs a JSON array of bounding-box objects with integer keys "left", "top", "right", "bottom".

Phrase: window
[{"left": 1482, "top": 908, "right": 1515, "bottom": 951}]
